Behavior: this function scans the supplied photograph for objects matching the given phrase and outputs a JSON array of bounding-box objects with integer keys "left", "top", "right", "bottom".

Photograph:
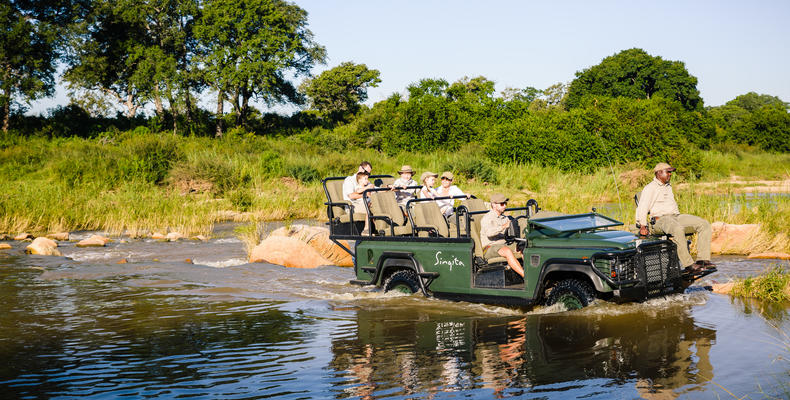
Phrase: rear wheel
[
  {"left": 545, "top": 279, "right": 595, "bottom": 310},
  {"left": 384, "top": 269, "right": 420, "bottom": 294}
]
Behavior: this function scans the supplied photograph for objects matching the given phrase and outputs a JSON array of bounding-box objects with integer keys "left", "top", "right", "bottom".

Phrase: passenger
[
  {"left": 392, "top": 165, "right": 419, "bottom": 207},
  {"left": 343, "top": 161, "right": 372, "bottom": 203},
  {"left": 350, "top": 171, "right": 374, "bottom": 234},
  {"left": 480, "top": 193, "right": 525, "bottom": 278},
  {"left": 636, "top": 162, "right": 715, "bottom": 273},
  {"left": 435, "top": 171, "right": 470, "bottom": 217},
  {"left": 419, "top": 171, "right": 440, "bottom": 199},
  {"left": 350, "top": 171, "right": 374, "bottom": 213}
]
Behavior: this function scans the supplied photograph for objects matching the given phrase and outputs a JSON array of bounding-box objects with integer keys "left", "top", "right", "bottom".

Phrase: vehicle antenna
[{"left": 594, "top": 128, "right": 624, "bottom": 221}]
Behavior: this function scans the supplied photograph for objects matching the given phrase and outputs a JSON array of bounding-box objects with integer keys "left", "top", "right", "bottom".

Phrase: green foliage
[
  {"left": 566, "top": 48, "right": 703, "bottom": 111},
  {"left": 709, "top": 92, "right": 790, "bottom": 152},
  {"left": 117, "top": 134, "right": 182, "bottom": 183},
  {"left": 440, "top": 144, "right": 498, "bottom": 184},
  {"left": 194, "top": 0, "right": 326, "bottom": 126},
  {"left": 732, "top": 267, "right": 790, "bottom": 302},
  {"left": 301, "top": 62, "right": 381, "bottom": 122},
  {"left": 285, "top": 162, "right": 320, "bottom": 183},
  {"left": 228, "top": 189, "right": 254, "bottom": 212},
  {"left": 0, "top": 2, "right": 58, "bottom": 131}
]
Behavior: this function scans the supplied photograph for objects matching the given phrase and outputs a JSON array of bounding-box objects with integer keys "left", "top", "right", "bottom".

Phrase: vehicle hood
[{"left": 529, "top": 229, "right": 638, "bottom": 250}]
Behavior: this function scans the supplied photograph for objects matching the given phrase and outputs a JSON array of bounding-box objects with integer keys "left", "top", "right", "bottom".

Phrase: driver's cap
[
  {"left": 653, "top": 162, "right": 676, "bottom": 172},
  {"left": 490, "top": 193, "right": 509, "bottom": 204}
]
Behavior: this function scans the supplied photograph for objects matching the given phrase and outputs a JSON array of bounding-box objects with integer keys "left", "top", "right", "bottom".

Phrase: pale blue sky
[{"left": 29, "top": 0, "right": 790, "bottom": 115}]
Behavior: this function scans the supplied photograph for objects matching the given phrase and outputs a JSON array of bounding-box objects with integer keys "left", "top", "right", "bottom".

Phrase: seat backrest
[
  {"left": 412, "top": 202, "right": 450, "bottom": 237},
  {"left": 325, "top": 179, "right": 348, "bottom": 217},
  {"left": 374, "top": 176, "right": 395, "bottom": 187},
  {"left": 460, "top": 198, "right": 487, "bottom": 213},
  {"left": 469, "top": 213, "right": 485, "bottom": 258},
  {"left": 369, "top": 191, "right": 406, "bottom": 232}
]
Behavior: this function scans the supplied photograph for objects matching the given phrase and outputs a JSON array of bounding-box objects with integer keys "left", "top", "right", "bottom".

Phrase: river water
[{"left": 1, "top": 224, "right": 788, "bottom": 399}]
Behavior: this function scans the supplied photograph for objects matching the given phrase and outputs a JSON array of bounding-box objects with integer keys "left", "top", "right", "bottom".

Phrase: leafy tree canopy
[
  {"left": 567, "top": 48, "right": 703, "bottom": 111},
  {"left": 300, "top": 61, "right": 381, "bottom": 122},
  {"left": 726, "top": 92, "right": 787, "bottom": 112}
]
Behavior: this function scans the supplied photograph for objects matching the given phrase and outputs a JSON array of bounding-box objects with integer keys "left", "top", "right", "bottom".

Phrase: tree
[
  {"left": 0, "top": 2, "right": 58, "bottom": 132},
  {"left": 300, "top": 62, "right": 380, "bottom": 123},
  {"left": 726, "top": 92, "right": 787, "bottom": 112},
  {"left": 64, "top": 0, "right": 196, "bottom": 121},
  {"left": 194, "top": 0, "right": 326, "bottom": 134},
  {"left": 566, "top": 48, "right": 703, "bottom": 111}
]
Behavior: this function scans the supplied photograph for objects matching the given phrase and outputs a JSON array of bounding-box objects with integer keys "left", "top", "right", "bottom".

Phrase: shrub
[
  {"left": 117, "top": 134, "right": 182, "bottom": 184},
  {"left": 228, "top": 189, "right": 254, "bottom": 212},
  {"left": 286, "top": 163, "right": 320, "bottom": 183}
]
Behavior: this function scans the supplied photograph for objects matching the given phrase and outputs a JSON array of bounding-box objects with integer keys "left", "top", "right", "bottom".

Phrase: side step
[{"left": 419, "top": 272, "right": 439, "bottom": 279}]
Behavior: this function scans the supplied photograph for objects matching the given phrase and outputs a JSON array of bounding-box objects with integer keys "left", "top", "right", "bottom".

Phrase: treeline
[{"left": 2, "top": 0, "right": 788, "bottom": 174}]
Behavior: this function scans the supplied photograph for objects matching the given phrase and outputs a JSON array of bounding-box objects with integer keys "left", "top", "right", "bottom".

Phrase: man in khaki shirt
[
  {"left": 480, "top": 193, "right": 525, "bottom": 278},
  {"left": 636, "top": 162, "right": 714, "bottom": 271}
]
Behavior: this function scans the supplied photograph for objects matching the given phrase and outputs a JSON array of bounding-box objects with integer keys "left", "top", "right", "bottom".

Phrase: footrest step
[
  {"left": 361, "top": 267, "right": 377, "bottom": 273},
  {"left": 349, "top": 280, "right": 371, "bottom": 286},
  {"left": 419, "top": 272, "right": 440, "bottom": 279}
]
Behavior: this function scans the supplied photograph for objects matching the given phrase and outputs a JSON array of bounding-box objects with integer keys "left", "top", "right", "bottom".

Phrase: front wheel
[
  {"left": 384, "top": 269, "right": 420, "bottom": 294},
  {"left": 545, "top": 279, "right": 595, "bottom": 310}
]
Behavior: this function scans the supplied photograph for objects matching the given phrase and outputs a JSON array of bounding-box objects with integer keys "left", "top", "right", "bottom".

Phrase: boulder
[
  {"left": 14, "top": 232, "right": 32, "bottom": 241},
  {"left": 25, "top": 237, "right": 62, "bottom": 256},
  {"left": 193, "top": 235, "right": 209, "bottom": 242},
  {"left": 747, "top": 252, "right": 790, "bottom": 260},
  {"left": 46, "top": 232, "right": 70, "bottom": 241},
  {"left": 151, "top": 232, "right": 166, "bottom": 240},
  {"left": 76, "top": 234, "right": 111, "bottom": 247},
  {"left": 0, "top": 243, "right": 12, "bottom": 250},
  {"left": 710, "top": 222, "right": 760, "bottom": 254},
  {"left": 166, "top": 232, "right": 183, "bottom": 242},
  {"left": 711, "top": 282, "right": 735, "bottom": 295},
  {"left": 249, "top": 236, "right": 333, "bottom": 268},
  {"left": 268, "top": 224, "right": 353, "bottom": 267},
  {"left": 117, "top": 258, "right": 128, "bottom": 264}
]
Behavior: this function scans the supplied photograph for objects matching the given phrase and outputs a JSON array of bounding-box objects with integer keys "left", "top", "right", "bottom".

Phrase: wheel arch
[{"left": 537, "top": 260, "right": 608, "bottom": 300}]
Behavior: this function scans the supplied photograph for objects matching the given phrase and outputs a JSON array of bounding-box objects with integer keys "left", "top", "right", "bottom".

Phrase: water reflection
[{"left": 331, "top": 303, "right": 716, "bottom": 398}]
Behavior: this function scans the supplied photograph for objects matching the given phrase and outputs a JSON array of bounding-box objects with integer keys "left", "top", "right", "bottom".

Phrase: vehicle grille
[
  {"left": 637, "top": 242, "right": 681, "bottom": 296},
  {"left": 606, "top": 242, "right": 681, "bottom": 297}
]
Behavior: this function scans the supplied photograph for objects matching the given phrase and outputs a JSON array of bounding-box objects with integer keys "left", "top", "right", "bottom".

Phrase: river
[{"left": 1, "top": 224, "right": 788, "bottom": 399}]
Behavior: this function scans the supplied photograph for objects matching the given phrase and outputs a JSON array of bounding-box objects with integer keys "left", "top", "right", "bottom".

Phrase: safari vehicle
[{"left": 322, "top": 176, "right": 714, "bottom": 310}]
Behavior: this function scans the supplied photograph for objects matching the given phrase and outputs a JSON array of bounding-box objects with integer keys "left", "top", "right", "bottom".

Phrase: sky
[{"left": 29, "top": 0, "right": 790, "bottom": 115}]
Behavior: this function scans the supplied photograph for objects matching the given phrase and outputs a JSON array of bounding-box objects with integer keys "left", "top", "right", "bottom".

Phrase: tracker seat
[{"left": 368, "top": 191, "right": 412, "bottom": 236}]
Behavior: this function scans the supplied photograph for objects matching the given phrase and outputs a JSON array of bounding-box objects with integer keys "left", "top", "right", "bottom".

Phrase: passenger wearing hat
[
  {"left": 419, "top": 171, "right": 439, "bottom": 199},
  {"left": 393, "top": 165, "right": 420, "bottom": 206},
  {"left": 636, "top": 162, "right": 714, "bottom": 272},
  {"left": 480, "top": 193, "right": 525, "bottom": 278},
  {"left": 435, "top": 171, "right": 470, "bottom": 217}
]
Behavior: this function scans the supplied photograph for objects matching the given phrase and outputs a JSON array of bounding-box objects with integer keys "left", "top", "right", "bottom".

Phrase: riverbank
[{"left": 1, "top": 133, "right": 789, "bottom": 253}]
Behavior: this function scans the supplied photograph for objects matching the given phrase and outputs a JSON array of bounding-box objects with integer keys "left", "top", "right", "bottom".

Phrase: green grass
[
  {"left": 1, "top": 132, "right": 789, "bottom": 248},
  {"left": 731, "top": 267, "right": 790, "bottom": 302}
]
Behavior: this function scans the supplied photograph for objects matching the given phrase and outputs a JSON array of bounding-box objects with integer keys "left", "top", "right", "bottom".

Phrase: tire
[
  {"left": 383, "top": 269, "right": 421, "bottom": 294},
  {"left": 545, "top": 279, "right": 596, "bottom": 310}
]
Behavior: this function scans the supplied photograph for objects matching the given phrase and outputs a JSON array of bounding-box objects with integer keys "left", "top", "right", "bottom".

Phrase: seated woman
[
  {"left": 418, "top": 171, "right": 439, "bottom": 199},
  {"left": 435, "top": 171, "right": 469, "bottom": 217},
  {"left": 392, "top": 165, "right": 419, "bottom": 207}
]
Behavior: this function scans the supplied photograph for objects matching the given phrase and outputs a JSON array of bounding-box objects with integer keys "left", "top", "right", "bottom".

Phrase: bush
[
  {"left": 117, "top": 134, "right": 182, "bottom": 184},
  {"left": 228, "top": 189, "right": 254, "bottom": 212},
  {"left": 441, "top": 144, "right": 499, "bottom": 183},
  {"left": 169, "top": 152, "right": 251, "bottom": 195},
  {"left": 285, "top": 162, "right": 320, "bottom": 183}
]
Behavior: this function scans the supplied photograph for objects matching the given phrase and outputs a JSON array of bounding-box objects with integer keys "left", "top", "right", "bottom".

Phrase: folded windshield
[{"left": 529, "top": 213, "right": 623, "bottom": 233}]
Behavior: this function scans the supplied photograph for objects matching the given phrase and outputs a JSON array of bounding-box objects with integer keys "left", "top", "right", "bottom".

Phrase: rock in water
[
  {"left": 26, "top": 237, "right": 62, "bottom": 256},
  {"left": 711, "top": 282, "right": 734, "bottom": 295},
  {"left": 76, "top": 234, "right": 111, "bottom": 247},
  {"left": 15, "top": 232, "right": 33, "bottom": 241},
  {"left": 249, "top": 236, "right": 333, "bottom": 268},
  {"left": 46, "top": 232, "right": 70, "bottom": 241},
  {"left": 267, "top": 224, "right": 353, "bottom": 267},
  {"left": 151, "top": 232, "right": 166, "bottom": 240},
  {"left": 710, "top": 222, "right": 760, "bottom": 254},
  {"left": 0, "top": 243, "right": 12, "bottom": 250},
  {"left": 166, "top": 232, "right": 183, "bottom": 242},
  {"left": 747, "top": 252, "right": 790, "bottom": 260}
]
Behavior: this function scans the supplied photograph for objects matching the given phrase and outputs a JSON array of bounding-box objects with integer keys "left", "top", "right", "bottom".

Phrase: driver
[{"left": 480, "top": 193, "right": 525, "bottom": 278}]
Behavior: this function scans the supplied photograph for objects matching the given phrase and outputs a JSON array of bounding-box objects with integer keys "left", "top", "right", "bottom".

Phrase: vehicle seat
[
  {"left": 368, "top": 191, "right": 412, "bottom": 236},
  {"left": 410, "top": 202, "right": 458, "bottom": 237},
  {"left": 469, "top": 213, "right": 518, "bottom": 264},
  {"left": 325, "top": 179, "right": 366, "bottom": 225}
]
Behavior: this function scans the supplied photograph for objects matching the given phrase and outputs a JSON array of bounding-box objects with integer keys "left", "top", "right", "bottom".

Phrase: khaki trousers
[{"left": 651, "top": 214, "right": 712, "bottom": 267}]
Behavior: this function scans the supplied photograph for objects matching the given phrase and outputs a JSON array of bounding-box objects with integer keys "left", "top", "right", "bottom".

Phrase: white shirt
[
  {"left": 635, "top": 177, "right": 680, "bottom": 226},
  {"left": 435, "top": 185, "right": 466, "bottom": 216},
  {"left": 342, "top": 175, "right": 356, "bottom": 202}
]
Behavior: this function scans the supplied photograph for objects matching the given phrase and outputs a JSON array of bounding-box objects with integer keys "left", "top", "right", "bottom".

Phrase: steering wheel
[{"left": 504, "top": 217, "right": 520, "bottom": 244}]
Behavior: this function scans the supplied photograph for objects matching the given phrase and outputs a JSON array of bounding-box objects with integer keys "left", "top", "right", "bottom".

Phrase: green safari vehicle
[{"left": 322, "top": 176, "right": 714, "bottom": 309}]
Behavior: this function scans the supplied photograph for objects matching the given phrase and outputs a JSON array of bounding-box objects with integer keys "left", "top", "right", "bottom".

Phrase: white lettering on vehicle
[{"left": 434, "top": 251, "right": 465, "bottom": 271}]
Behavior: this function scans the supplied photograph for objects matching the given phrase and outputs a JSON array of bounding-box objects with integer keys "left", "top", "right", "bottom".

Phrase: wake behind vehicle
[{"left": 323, "top": 176, "right": 715, "bottom": 310}]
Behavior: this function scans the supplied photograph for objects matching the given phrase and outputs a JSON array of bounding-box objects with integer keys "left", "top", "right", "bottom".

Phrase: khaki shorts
[{"left": 484, "top": 242, "right": 518, "bottom": 259}]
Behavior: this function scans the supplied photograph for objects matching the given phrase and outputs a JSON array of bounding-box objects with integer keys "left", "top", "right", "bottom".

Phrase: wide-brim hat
[
  {"left": 653, "top": 162, "right": 676, "bottom": 172},
  {"left": 420, "top": 171, "right": 438, "bottom": 182},
  {"left": 490, "top": 193, "right": 509, "bottom": 204},
  {"left": 398, "top": 165, "right": 415, "bottom": 174},
  {"left": 440, "top": 171, "right": 453, "bottom": 180}
]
